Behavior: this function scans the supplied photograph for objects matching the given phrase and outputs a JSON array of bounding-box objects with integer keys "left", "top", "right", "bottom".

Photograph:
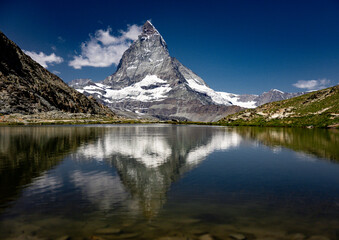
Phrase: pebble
[
  {"left": 199, "top": 234, "right": 215, "bottom": 240},
  {"left": 90, "top": 236, "right": 105, "bottom": 240},
  {"left": 307, "top": 236, "right": 330, "bottom": 240},
  {"left": 156, "top": 237, "right": 188, "bottom": 240},
  {"left": 176, "top": 218, "right": 201, "bottom": 224},
  {"left": 113, "top": 232, "right": 140, "bottom": 239},
  {"left": 57, "top": 236, "right": 71, "bottom": 240},
  {"left": 255, "top": 238, "right": 277, "bottom": 240},
  {"left": 95, "top": 228, "right": 121, "bottom": 235},
  {"left": 190, "top": 229, "right": 208, "bottom": 235},
  {"left": 229, "top": 233, "right": 246, "bottom": 240},
  {"left": 289, "top": 233, "right": 306, "bottom": 240}
]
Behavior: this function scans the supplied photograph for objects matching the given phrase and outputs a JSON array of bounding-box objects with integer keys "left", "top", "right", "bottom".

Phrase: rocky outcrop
[{"left": 0, "top": 31, "right": 113, "bottom": 116}]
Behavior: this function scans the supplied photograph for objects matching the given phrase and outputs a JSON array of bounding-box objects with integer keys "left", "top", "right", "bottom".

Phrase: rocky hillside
[
  {"left": 218, "top": 85, "right": 339, "bottom": 128},
  {"left": 0, "top": 31, "right": 113, "bottom": 116}
]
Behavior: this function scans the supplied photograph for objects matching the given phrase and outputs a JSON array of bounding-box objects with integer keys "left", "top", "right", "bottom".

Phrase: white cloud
[
  {"left": 23, "top": 50, "right": 63, "bottom": 68},
  {"left": 120, "top": 24, "right": 142, "bottom": 40},
  {"left": 52, "top": 70, "right": 61, "bottom": 75},
  {"left": 293, "top": 79, "right": 331, "bottom": 90},
  {"left": 95, "top": 28, "right": 119, "bottom": 45},
  {"left": 69, "top": 24, "right": 142, "bottom": 69}
]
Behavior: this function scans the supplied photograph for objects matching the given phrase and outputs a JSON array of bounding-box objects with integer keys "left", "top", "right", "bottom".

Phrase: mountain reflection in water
[
  {"left": 0, "top": 125, "right": 338, "bottom": 240},
  {"left": 73, "top": 125, "right": 242, "bottom": 217},
  {"left": 0, "top": 125, "right": 242, "bottom": 219}
]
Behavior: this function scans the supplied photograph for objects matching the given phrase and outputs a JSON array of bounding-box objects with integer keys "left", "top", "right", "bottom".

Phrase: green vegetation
[{"left": 218, "top": 85, "right": 339, "bottom": 128}]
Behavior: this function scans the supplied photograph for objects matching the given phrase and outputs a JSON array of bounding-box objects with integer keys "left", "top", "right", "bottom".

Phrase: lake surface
[{"left": 0, "top": 125, "right": 338, "bottom": 240}]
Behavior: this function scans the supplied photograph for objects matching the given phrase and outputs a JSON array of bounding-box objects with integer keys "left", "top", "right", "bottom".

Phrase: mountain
[
  {"left": 218, "top": 85, "right": 339, "bottom": 128},
  {"left": 0, "top": 31, "right": 113, "bottom": 116},
  {"left": 70, "top": 21, "right": 244, "bottom": 122},
  {"left": 70, "top": 21, "right": 304, "bottom": 121},
  {"left": 243, "top": 89, "right": 304, "bottom": 107}
]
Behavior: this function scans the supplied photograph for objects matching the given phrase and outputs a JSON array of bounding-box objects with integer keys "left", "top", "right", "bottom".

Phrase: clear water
[{"left": 0, "top": 125, "right": 338, "bottom": 240}]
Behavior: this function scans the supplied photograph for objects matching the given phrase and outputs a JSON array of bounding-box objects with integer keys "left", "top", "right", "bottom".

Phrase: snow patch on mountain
[
  {"left": 186, "top": 78, "right": 257, "bottom": 108},
  {"left": 186, "top": 78, "right": 230, "bottom": 105},
  {"left": 217, "top": 92, "right": 257, "bottom": 108},
  {"left": 272, "top": 89, "right": 284, "bottom": 94},
  {"left": 74, "top": 76, "right": 258, "bottom": 108},
  {"left": 105, "top": 75, "right": 171, "bottom": 102},
  {"left": 78, "top": 75, "right": 171, "bottom": 103}
]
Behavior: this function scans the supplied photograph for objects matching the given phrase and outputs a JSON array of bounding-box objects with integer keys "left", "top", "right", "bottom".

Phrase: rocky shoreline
[
  {"left": 0, "top": 111, "right": 141, "bottom": 125},
  {"left": 2, "top": 219, "right": 333, "bottom": 240}
]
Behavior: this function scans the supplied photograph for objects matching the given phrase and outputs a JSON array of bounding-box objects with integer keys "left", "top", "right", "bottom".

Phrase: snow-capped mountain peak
[
  {"left": 69, "top": 21, "right": 304, "bottom": 121},
  {"left": 271, "top": 89, "right": 284, "bottom": 94}
]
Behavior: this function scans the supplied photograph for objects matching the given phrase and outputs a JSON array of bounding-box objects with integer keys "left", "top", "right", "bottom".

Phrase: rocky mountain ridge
[
  {"left": 0, "top": 31, "right": 113, "bottom": 116},
  {"left": 236, "top": 89, "right": 304, "bottom": 106}
]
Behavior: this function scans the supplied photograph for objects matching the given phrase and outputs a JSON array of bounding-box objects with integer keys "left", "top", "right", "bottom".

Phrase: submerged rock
[
  {"left": 229, "top": 233, "right": 246, "bottom": 240},
  {"left": 288, "top": 233, "right": 306, "bottom": 240},
  {"left": 56, "top": 236, "right": 71, "bottom": 240},
  {"left": 307, "top": 236, "right": 330, "bottom": 240},
  {"left": 90, "top": 236, "right": 105, "bottom": 240},
  {"left": 199, "top": 233, "right": 215, "bottom": 240},
  {"left": 157, "top": 237, "right": 190, "bottom": 240},
  {"left": 95, "top": 227, "right": 121, "bottom": 235}
]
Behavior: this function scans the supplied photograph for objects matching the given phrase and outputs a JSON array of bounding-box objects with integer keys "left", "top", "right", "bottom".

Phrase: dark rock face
[{"left": 0, "top": 31, "right": 113, "bottom": 115}]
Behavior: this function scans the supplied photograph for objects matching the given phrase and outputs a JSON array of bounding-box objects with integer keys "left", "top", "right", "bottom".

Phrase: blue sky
[{"left": 0, "top": 0, "right": 338, "bottom": 94}]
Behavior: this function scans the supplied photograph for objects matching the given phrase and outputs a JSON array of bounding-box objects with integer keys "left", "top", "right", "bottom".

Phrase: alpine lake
[{"left": 0, "top": 124, "right": 338, "bottom": 240}]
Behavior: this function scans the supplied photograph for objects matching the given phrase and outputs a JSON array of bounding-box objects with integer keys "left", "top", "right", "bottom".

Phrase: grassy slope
[{"left": 218, "top": 85, "right": 339, "bottom": 128}]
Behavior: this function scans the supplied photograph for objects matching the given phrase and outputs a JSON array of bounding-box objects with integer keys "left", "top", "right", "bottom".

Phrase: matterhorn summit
[
  {"left": 102, "top": 20, "right": 216, "bottom": 102},
  {"left": 70, "top": 21, "right": 303, "bottom": 121}
]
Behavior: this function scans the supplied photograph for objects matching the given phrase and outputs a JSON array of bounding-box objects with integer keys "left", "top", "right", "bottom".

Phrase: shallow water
[{"left": 0, "top": 125, "right": 338, "bottom": 240}]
